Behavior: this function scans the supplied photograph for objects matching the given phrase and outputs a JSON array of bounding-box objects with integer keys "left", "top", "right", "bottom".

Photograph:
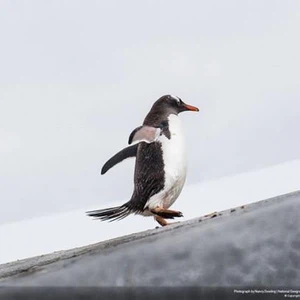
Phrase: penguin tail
[{"left": 86, "top": 204, "right": 131, "bottom": 222}]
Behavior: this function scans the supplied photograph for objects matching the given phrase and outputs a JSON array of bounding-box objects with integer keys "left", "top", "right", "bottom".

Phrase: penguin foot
[
  {"left": 154, "top": 216, "right": 181, "bottom": 227},
  {"left": 151, "top": 207, "right": 184, "bottom": 219},
  {"left": 154, "top": 216, "right": 169, "bottom": 226}
]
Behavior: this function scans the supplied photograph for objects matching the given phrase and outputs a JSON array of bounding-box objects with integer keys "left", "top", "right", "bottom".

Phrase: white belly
[{"left": 145, "top": 114, "right": 187, "bottom": 211}]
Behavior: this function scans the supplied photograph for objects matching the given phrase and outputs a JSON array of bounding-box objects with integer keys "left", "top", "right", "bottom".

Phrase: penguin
[{"left": 87, "top": 95, "right": 199, "bottom": 226}]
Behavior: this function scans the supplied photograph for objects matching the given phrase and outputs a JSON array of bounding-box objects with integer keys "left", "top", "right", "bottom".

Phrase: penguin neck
[
  {"left": 143, "top": 107, "right": 178, "bottom": 127},
  {"left": 167, "top": 114, "right": 184, "bottom": 137}
]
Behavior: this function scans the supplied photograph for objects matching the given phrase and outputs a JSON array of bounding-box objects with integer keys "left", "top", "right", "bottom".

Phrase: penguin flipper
[
  {"left": 101, "top": 144, "right": 138, "bottom": 175},
  {"left": 128, "top": 126, "right": 161, "bottom": 145}
]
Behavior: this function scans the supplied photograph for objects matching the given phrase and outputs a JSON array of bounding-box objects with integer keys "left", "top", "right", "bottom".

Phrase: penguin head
[
  {"left": 144, "top": 95, "right": 199, "bottom": 126},
  {"left": 155, "top": 95, "right": 199, "bottom": 115}
]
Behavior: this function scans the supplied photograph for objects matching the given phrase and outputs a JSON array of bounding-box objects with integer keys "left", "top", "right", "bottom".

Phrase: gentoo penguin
[{"left": 87, "top": 95, "right": 199, "bottom": 226}]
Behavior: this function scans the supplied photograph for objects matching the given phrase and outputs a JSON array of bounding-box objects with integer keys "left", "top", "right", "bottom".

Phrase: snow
[{"left": 1, "top": 159, "right": 300, "bottom": 265}]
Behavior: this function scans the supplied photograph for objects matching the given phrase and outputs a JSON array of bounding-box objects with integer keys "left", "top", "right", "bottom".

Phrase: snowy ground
[{"left": 1, "top": 159, "right": 300, "bottom": 265}]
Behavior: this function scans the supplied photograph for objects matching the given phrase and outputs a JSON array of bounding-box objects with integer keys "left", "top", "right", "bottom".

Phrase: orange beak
[{"left": 183, "top": 103, "right": 199, "bottom": 112}]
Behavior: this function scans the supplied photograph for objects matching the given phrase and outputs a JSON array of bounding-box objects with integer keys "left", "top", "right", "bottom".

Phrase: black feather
[
  {"left": 86, "top": 204, "right": 131, "bottom": 222},
  {"left": 101, "top": 144, "right": 138, "bottom": 175}
]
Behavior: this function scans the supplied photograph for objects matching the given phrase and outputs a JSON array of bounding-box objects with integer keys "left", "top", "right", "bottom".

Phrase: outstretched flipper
[
  {"left": 101, "top": 125, "right": 163, "bottom": 175},
  {"left": 128, "top": 126, "right": 161, "bottom": 145},
  {"left": 101, "top": 144, "right": 138, "bottom": 175}
]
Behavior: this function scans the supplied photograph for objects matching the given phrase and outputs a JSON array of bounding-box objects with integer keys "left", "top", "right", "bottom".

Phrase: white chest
[{"left": 159, "top": 114, "right": 187, "bottom": 181}]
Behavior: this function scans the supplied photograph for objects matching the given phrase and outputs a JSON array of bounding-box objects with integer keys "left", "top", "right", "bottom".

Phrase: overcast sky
[{"left": 1, "top": 0, "right": 300, "bottom": 224}]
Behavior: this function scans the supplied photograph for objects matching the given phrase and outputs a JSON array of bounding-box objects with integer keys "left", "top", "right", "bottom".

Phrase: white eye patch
[{"left": 169, "top": 95, "right": 181, "bottom": 103}]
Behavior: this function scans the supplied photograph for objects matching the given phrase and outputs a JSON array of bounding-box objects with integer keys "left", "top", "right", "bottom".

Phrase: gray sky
[{"left": 1, "top": 0, "right": 300, "bottom": 224}]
